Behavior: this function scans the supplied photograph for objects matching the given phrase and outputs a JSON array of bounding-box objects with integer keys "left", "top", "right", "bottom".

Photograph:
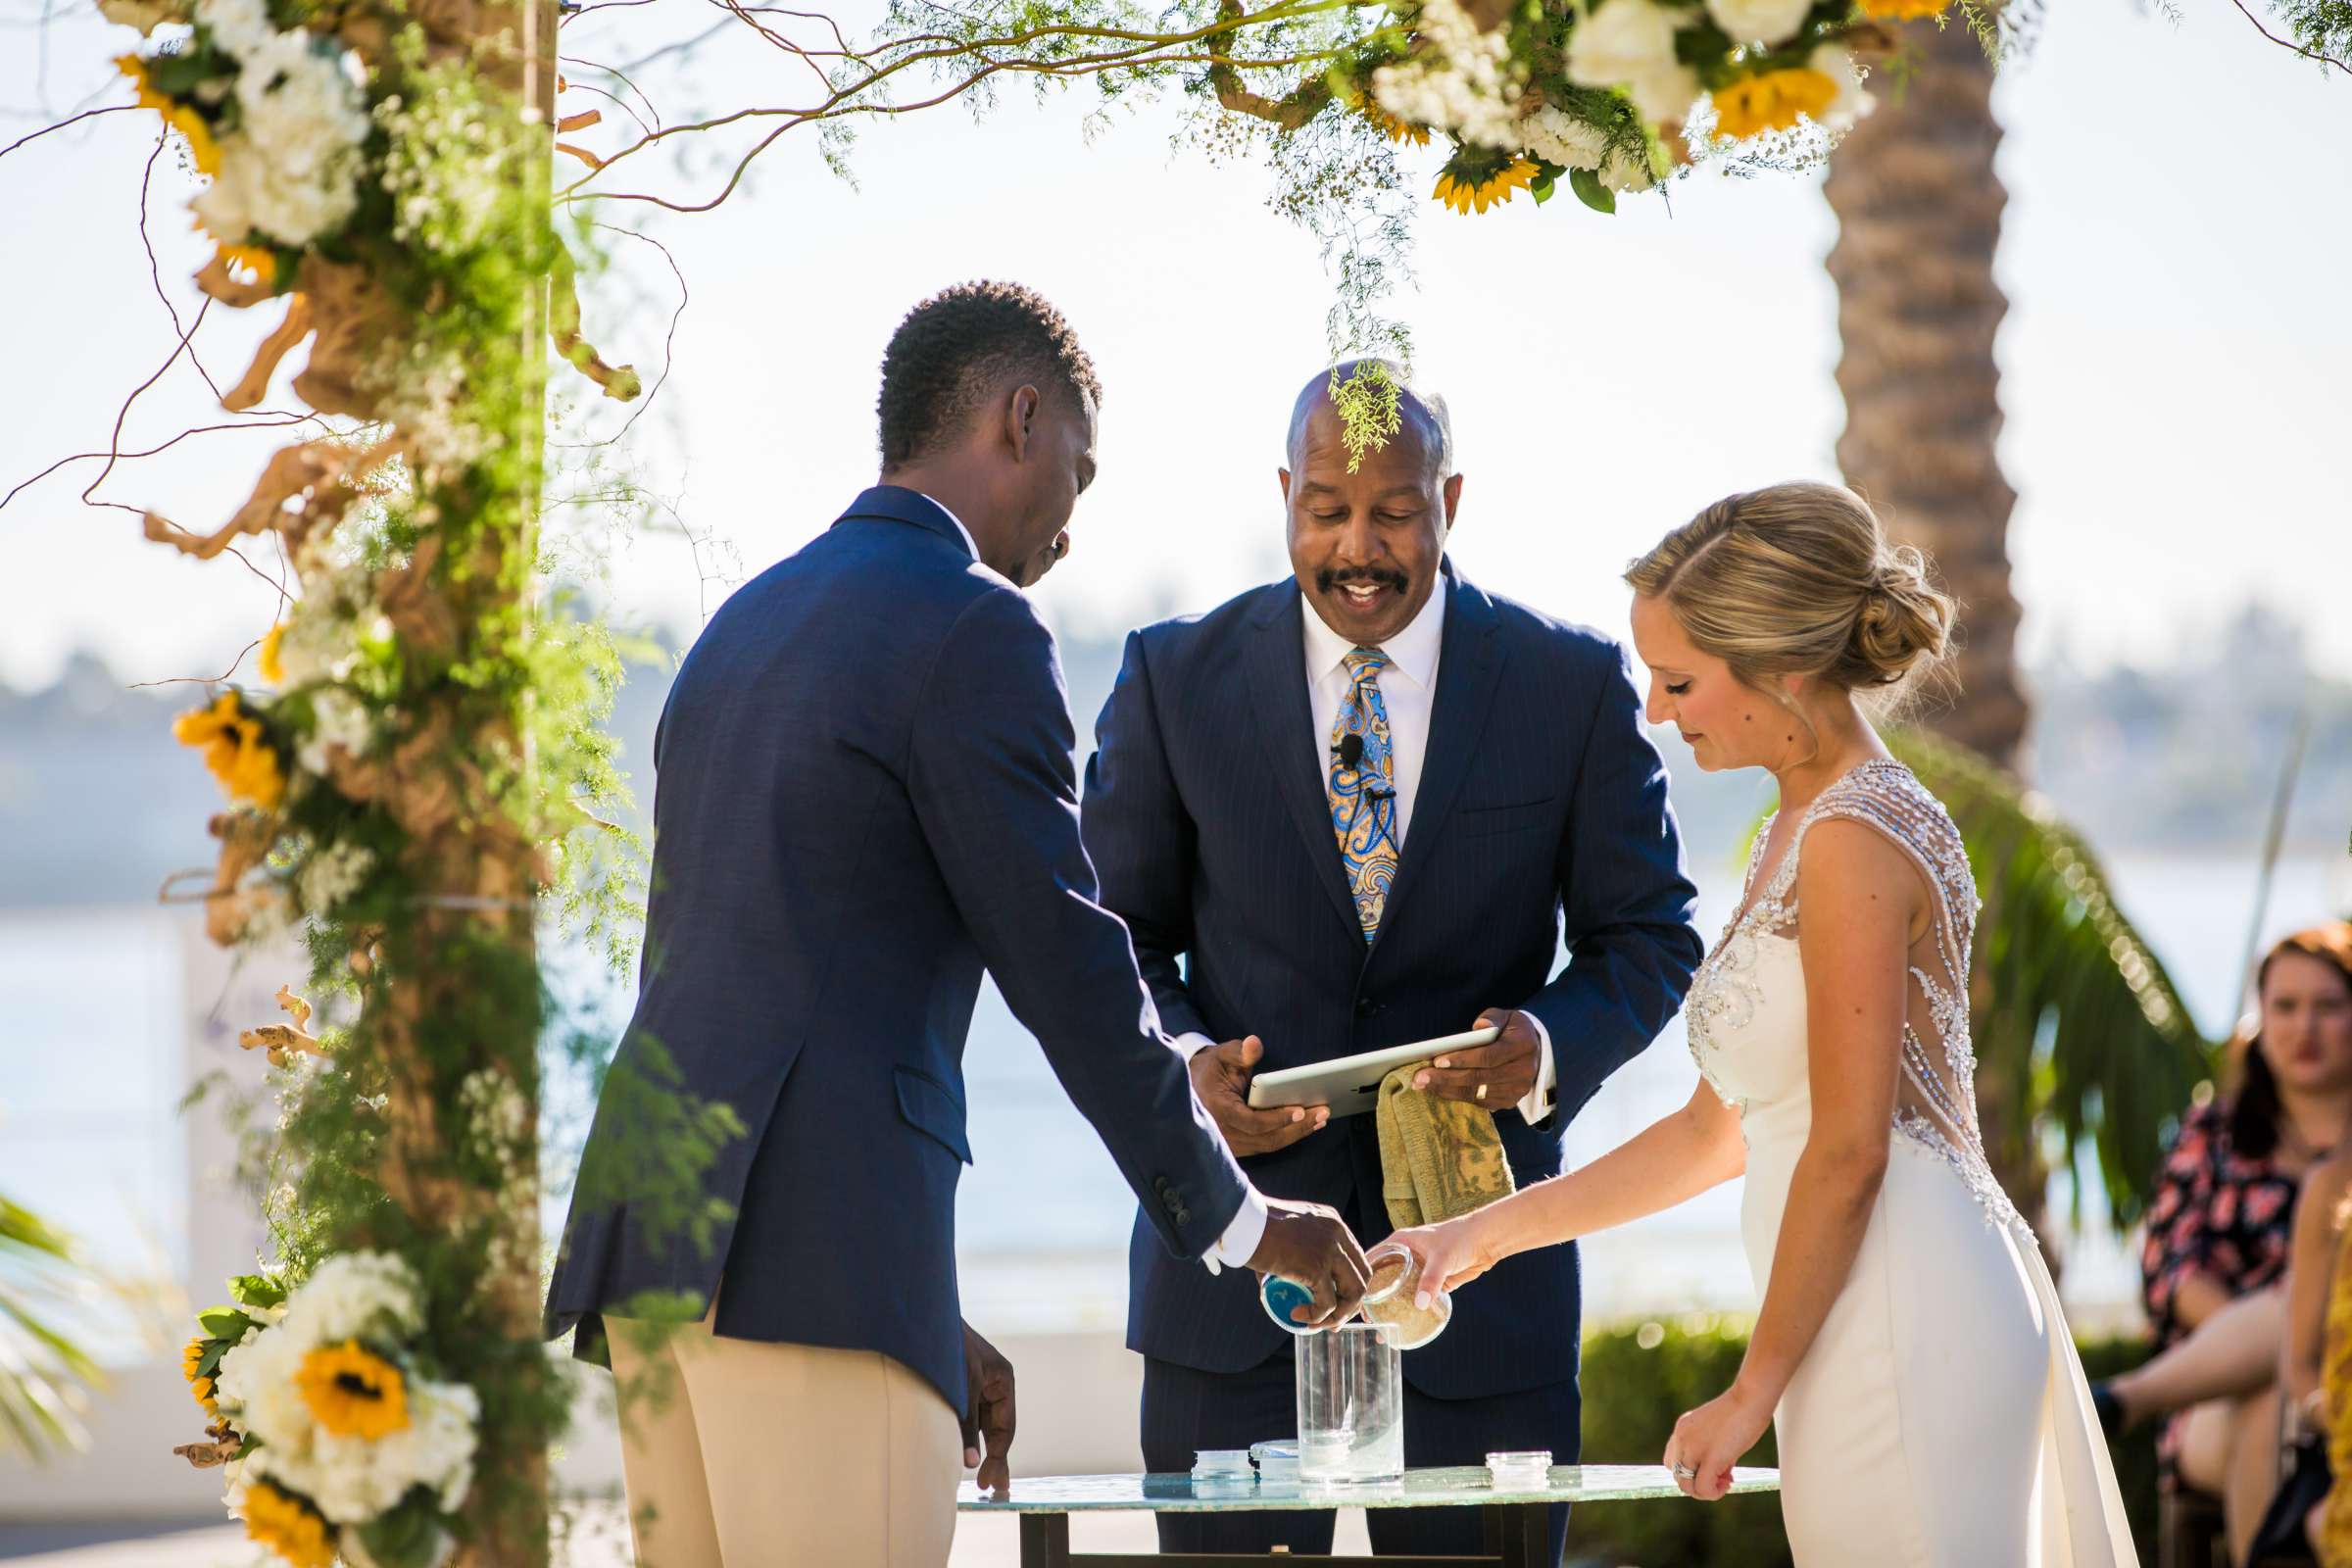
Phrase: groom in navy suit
[
  {"left": 546, "top": 286, "right": 1370, "bottom": 1568},
  {"left": 1082, "top": 364, "right": 1704, "bottom": 1564}
]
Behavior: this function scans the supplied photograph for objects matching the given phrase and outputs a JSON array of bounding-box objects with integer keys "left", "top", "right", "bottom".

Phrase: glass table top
[{"left": 957, "top": 1465, "right": 1779, "bottom": 1513}]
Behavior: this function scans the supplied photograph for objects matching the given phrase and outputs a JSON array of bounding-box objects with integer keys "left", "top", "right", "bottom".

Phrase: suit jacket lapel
[
  {"left": 1385, "top": 568, "right": 1506, "bottom": 918},
  {"left": 1246, "top": 590, "right": 1364, "bottom": 938}
]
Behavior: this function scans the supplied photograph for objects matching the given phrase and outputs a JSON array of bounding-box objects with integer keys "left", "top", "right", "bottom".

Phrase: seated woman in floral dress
[{"left": 2096, "top": 923, "right": 2352, "bottom": 1565}]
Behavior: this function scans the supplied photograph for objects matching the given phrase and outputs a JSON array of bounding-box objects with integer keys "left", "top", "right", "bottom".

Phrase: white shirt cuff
[
  {"left": 1201, "top": 1187, "right": 1269, "bottom": 1276},
  {"left": 1517, "top": 1012, "right": 1557, "bottom": 1124},
  {"left": 1174, "top": 1031, "right": 1218, "bottom": 1062}
]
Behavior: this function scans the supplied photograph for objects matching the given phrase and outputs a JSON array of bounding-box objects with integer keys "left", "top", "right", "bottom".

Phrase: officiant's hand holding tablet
[{"left": 1245, "top": 1025, "right": 1505, "bottom": 1118}]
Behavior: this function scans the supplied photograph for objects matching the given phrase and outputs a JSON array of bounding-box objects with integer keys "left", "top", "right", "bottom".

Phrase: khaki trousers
[{"left": 607, "top": 1302, "right": 962, "bottom": 1568}]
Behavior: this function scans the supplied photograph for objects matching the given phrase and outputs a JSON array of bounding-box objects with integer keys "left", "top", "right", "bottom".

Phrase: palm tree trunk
[
  {"left": 1825, "top": 18, "right": 2046, "bottom": 1238},
  {"left": 1825, "top": 18, "right": 2028, "bottom": 773}
]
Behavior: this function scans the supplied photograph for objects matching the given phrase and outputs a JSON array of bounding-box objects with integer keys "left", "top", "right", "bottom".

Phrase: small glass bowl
[
  {"left": 1486, "top": 1449, "right": 1552, "bottom": 1490},
  {"left": 1360, "top": 1244, "right": 1453, "bottom": 1350},
  {"left": 1250, "top": 1440, "right": 1299, "bottom": 1485}
]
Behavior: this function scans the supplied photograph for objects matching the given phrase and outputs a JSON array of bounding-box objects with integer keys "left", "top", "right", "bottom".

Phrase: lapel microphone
[{"left": 1335, "top": 733, "right": 1365, "bottom": 771}]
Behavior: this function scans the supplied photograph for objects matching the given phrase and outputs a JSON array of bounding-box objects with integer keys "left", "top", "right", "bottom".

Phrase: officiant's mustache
[{"left": 1317, "top": 565, "right": 1409, "bottom": 594}]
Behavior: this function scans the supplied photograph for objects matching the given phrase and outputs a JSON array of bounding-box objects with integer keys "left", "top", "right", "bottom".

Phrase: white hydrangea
[
  {"left": 190, "top": 30, "right": 368, "bottom": 248},
  {"left": 297, "top": 841, "right": 374, "bottom": 914},
  {"left": 288, "top": 1251, "right": 422, "bottom": 1344},
  {"left": 1516, "top": 107, "right": 1655, "bottom": 192},
  {"left": 299, "top": 686, "right": 374, "bottom": 773},
  {"left": 213, "top": 1313, "right": 313, "bottom": 1447},
  {"left": 1566, "top": 0, "right": 1702, "bottom": 124},
  {"left": 246, "top": 1376, "right": 480, "bottom": 1524},
  {"left": 1809, "top": 43, "right": 1876, "bottom": 131},
  {"left": 1370, "top": 0, "right": 1527, "bottom": 148},
  {"left": 1703, "top": 0, "right": 1811, "bottom": 45}
]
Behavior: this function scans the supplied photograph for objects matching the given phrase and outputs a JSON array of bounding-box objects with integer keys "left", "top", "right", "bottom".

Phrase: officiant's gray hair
[{"left": 1286, "top": 361, "right": 1454, "bottom": 479}]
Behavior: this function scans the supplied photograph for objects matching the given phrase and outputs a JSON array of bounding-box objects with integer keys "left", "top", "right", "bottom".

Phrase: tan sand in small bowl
[{"left": 1361, "top": 1245, "right": 1451, "bottom": 1349}]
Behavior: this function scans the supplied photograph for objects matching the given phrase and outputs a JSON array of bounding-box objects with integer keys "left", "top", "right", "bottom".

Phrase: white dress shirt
[
  {"left": 1175, "top": 587, "right": 1557, "bottom": 1124},
  {"left": 919, "top": 491, "right": 1269, "bottom": 1273}
]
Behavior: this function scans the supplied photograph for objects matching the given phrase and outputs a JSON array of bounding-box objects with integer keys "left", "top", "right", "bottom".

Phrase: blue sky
[{"left": 2, "top": 0, "right": 2345, "bottom": 691}]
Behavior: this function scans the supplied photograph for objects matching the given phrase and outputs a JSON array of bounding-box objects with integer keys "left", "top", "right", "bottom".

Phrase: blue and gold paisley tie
[{"left": 1327, "top": 647, "right": 1400, "bottom": 943}]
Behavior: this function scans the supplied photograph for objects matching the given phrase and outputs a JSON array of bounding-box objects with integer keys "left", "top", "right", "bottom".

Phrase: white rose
[
  {"left": 192, "top": 0, "right": 272, "bottom": 57},
  {"left": 1566, "top": 0, "right": 1701, "bottom": 123},
  {"left": 1809, "top": 43, "right": 1876, "bottom": 130},
  {"left": 1567, "top": 0, "right": 1677, "bottom": 88},
  {"left": 1704, "top": 0, "right": 1811, "bottom": 44}
]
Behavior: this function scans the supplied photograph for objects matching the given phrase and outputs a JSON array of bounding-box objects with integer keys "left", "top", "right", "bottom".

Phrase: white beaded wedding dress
[{"left": 1687, "top": 759, "right": 2137, "bottom": 1566}]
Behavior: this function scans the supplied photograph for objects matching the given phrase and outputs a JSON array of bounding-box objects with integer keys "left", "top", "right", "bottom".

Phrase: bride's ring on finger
[{"left": 1672, "top": 1463, "right": 1697, "bottom": 1481}]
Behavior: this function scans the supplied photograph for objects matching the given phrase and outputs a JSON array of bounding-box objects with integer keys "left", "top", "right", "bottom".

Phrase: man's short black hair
[{"left": 876, "top": 281, "right": 1102, "bottom": 468}]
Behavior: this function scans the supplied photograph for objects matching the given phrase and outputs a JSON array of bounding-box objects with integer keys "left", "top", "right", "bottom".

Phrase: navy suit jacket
[
  {"left": 1082, "top": 566, "right": 1702, "bottom": 1400},
  {"left": 545, "top": 487, "right": 1250, "bottom": 1417}
]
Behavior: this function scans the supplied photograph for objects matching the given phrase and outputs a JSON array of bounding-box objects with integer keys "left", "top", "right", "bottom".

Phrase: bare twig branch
[
  {"left": 0, "top": 103, "right": 132, "bottom": 164},
  {"left": 2223, "top": 0, "right": 2351, "bottom": 74}
]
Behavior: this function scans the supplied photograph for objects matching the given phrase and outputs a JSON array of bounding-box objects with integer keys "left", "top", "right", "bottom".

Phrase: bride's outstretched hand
[
  {"left": 1662, "top": 1380, "right": 1772, "bottom": 1503},
  {"left": 1384, "top": 1215, "right": 1500, "bottom": 1306}
]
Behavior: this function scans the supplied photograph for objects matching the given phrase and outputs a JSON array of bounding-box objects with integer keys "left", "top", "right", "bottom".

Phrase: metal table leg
[
  {"left": 1481, "top": 1500, "right": 1547, "bottom": 1568},
  {"left": 1018, "top": 1510, "right": 1072, "bottom": 1568}
]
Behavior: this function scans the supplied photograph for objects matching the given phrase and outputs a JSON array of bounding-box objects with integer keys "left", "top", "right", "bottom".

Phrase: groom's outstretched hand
[
  {"left": 1247, "top": 1198, "right": 1372, "bottom": 1330},
  {"left": 1191, "top": 1035, "right": 1329, "bottom": 1156},
  {"left": 960, "top": 1321, "right": 1016, "bottom": 1497}
]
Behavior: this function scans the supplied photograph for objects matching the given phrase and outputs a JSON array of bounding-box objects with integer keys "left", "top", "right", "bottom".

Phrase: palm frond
[
  {"left": 1887, "top": 729, "right": 2214, "bottom": 1227},
  {"left": 0, "top": 1195, "right": 106, "bottom": 1457}
]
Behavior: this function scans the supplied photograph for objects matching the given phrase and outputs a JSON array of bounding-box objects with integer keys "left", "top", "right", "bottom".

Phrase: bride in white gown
[{"left": 1390, "top": 482, "right": 2137, "bottom": 1566}]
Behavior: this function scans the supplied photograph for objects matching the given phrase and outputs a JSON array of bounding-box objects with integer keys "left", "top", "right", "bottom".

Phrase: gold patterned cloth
[{"left": 1375, "top": 1065, "right": 1516, "bottom": 1231}]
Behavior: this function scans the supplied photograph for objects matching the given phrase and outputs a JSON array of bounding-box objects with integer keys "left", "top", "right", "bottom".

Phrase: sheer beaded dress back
[
  {"left": 1686, "top": 757, "right": 2021, "bottom": 1229},
  {"left": 1675, "top": 756, "right": 2137, "bottom": 1565}
]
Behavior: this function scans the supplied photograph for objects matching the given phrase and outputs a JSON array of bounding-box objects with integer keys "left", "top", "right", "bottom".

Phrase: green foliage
[
  {"left": 1572, "top": 1317, "right": 2160, "bottom": 1565},
  {"left": 0, "top": 1197, "right": 105, "bottom": 1458},
  {"left": 1886, "top": 729, "right": 2214, "bottom": 1227}
]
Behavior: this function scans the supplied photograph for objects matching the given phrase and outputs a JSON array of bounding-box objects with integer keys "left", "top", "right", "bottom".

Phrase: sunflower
[
  {"left": 295, "top": 1340, "right": 410, "bottom": 1440},
  {"left": 242, "top": 1480, "right": 335, "bottom": 1568},
  {"left": 172, "top": 691, "right": 286, "bottom": 810},
  {"left": 221, "top": 244, "right": 279, "bottom": 287},
  {"left": 258, "top": 622, "right": 288, "bottom": 684},
  {"left": 1710, "top": 67, "right": 1839, "bottom": 139},
  {"left": 180, "top": 1336, "right": 222, "bottom": 1416},
  {"left": 116, "top": 54, "right": 221, "bottom": 175},
  {"left": 1350, "top": 92, "right": 1431, "bottom": 146},
  {"left": 1433, "top": 155, "right": 1542, "bottom": 216}
]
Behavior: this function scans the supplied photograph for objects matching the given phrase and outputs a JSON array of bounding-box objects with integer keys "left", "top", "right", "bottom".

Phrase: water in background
[
  {"left": 951, "top": 852, "right": 2350, "bottom": 1332},
  {"left": 3, "top": 856, "right": 2344, "bottom": 1345}
]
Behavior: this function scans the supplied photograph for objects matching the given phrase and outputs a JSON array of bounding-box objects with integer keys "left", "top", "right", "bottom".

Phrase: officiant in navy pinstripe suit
[{"left": 1081, "top": 364, "right": 1705, "bottom": 1564}]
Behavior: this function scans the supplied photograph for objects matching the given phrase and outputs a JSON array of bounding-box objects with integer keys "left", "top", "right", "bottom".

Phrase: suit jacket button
[
  {"left": 1355, "top": 996, "right": 1378, "bottom": 1017},
  {"left": 1162, "top": 1189, "right": 1183, "bottom": 1213},
  {"left": 1175, "top": 1207, "right": 1192, "bottom": 1227}
]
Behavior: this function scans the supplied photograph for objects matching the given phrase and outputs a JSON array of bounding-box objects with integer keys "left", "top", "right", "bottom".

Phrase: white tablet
[{"left": 1244, "top": 1026, "right": 1503, "bottom": 1117}]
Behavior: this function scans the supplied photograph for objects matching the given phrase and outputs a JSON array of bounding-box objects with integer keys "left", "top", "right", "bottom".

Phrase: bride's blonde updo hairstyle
[{"left": 1624, "top": 481, "right": 1957, "bottom": 707}]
